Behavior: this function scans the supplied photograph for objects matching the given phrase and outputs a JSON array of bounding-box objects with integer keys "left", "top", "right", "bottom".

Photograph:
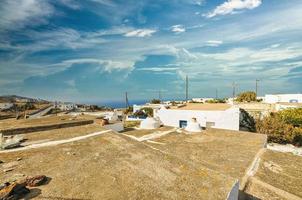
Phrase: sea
[{"left": 93, "top": 100, "right": 148, "bottom": 109}]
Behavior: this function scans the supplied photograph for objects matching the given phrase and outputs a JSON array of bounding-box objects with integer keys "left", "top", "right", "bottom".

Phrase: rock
[
  {"left": 0, "top": 160, "right": 3, "bottom": 164},
  {"left": 21, "top": 175, "right": 47, "bottom": 187},
  {"left": 16, "top": 158, "right": 22, "bottom": 161},
  {"left": 2, "top": 161, "right": 18, "bottom": 169},
  {"left": 0, "top": 182, "right": 29, "bottom": 200},
  {"left": 3, "top": 168, "right": 14, "bottom": 173}
]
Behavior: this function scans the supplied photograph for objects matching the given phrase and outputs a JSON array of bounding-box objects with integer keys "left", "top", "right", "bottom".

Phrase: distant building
[
  {"left": 264, "top": 94, "right": 302, "bottom": 104},
  {"left": 133, "top": 103, "right": 168, "bottom": 114},
  {"left": 154, "top": 103, "right": 240, "bottom": 131},
  {"left": 275, "top": 102, "right": 302, "bottom": 111},
  {"left": 55, "top": 103, "right": 77, "bottom": 111},
  {"left": 0, "top": 103, "right": 13, "bottom": 111}
]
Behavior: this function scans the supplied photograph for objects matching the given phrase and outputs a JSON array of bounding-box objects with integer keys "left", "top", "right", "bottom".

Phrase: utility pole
[
  {"left": 185, "top": 75, "right": 188, "bottom": 103},
  {"left": 158, "top": 90, "right": 162, "bottom": 102},
  {"left": 125, "top": 92, "right": 129, "bottom": 108},
  {"left": 215, "top": 89, "right": 218, "bottom": 99},
  {"left": 232, "top": 82, "right": 236, "bottom": 99},
  {"left": 256, "top": 79, "right": 260, "bottom": 98}
]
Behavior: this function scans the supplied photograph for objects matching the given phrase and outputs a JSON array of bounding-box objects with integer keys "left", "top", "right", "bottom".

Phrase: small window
[
  {"left": 179, "top": 120, "right": 187, "bottom": 128},
  {"left": 206, "top": 121, "right": 215, "bottom": 128}
]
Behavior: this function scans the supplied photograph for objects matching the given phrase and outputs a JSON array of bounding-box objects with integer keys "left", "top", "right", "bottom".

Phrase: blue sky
[{"left": 0, "top": 0, "right": 302, "bottom": 103}]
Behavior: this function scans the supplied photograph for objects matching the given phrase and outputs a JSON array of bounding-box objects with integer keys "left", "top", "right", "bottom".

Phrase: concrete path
[
  {"left": 0, "top": 130, "right": 111, "bottom": 153},
  {"left": 27, "top": 105, "right": 54, "bottom": 119}
]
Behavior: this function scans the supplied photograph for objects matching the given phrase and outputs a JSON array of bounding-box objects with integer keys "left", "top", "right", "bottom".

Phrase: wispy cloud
[
  {"left": 205, "top": 0, "right": 262, "bottom": 18},
  {"left": 124, "top": 29, "right": 157, "bottom": 37},
  {"left": 206, "top": 40, "right": 223, "bottom": 47},
  {"left": 171, "top": 25, "right": 186, "bottom": 33},
  {"left": 0, "top": 0, "right": 54, "bottom": 31}
]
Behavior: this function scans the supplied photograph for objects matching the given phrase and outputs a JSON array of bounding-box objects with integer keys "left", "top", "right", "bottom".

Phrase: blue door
[{"left": 179, "top": 120, "right": 188, "bottom": 128}]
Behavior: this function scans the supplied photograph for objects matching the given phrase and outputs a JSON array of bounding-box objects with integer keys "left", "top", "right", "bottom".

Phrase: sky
[{"left": 0, "top": 0, "right": 302, "bottom": 103}]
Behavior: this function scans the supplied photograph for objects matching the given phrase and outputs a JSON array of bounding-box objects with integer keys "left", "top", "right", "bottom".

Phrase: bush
[
  {"left": 256, "top": 108, "right": 302, "bottom": 146},
  {"left": 205, "top": 99, "right": 226, "bottom": 103},
  {"left": 150, "top": 99, "right": 161, "bottom": 104},
  {"left": 133, "top": 110, "right": 147, "bottom": 118},
  {"left": 141, "top": 107, "right": 153, "bottom": 117},
  {"left": 236, "top": 91, "right": 256, "bottom": 102}
]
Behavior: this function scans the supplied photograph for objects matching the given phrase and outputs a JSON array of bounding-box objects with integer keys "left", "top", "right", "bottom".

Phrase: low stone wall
[
  {"left": 0, "top": 115, "right": 14, "bottom": 120},
  {"left": 1, "top": 120, "right": 94, "bottom": 136}
]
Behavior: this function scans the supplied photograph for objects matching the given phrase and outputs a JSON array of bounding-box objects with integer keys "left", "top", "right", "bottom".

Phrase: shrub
[
  {"left": 150, "top": 99, "right": 161, "bottom": 104},
  {"left": 256, "top": 108, "right": 302, "bottom": 146},
  {"left": 133, "top": 110, "right": 147, "bottom": 118},
  {"left": 141, "top": 107, "right": 153, "bottom": 117},
  {"left": 205, "top": 99, "right": 226, "bottom": 103},
  {"left": 236, "top": 91, "right": 256, "bottom": 102}
]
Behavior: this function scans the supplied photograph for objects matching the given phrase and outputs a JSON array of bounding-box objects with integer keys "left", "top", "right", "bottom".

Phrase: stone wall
[{"left": 1, "top": 120, "right": 94, "bottom": 136}]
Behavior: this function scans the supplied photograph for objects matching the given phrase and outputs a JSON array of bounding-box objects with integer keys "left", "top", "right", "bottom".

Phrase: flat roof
[
  {"left": 245, "top": 150, "right": 302, "bottom": 199},
  {"left": 0, "top": 131, "right": 236, "bottom": 199},
  {"left": 170, "top": 103, "right": 232, "bottom": 111}
]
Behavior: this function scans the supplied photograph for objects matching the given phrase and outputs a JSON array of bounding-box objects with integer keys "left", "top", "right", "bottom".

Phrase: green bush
[
  {"left": 150, "top": 99, "right": 161, "bottom": 104},
  {"left": 141, "top": 107, "right": 153, "bottom": 117},
  {"left": 205, "top": 99, "right": 226, "bottom": 103},
  {"left": 236, "top": 91, "right": 256, "bottom": 102},
  {"left": 256, "top": 108, "right": 302, "bottom": 146}
]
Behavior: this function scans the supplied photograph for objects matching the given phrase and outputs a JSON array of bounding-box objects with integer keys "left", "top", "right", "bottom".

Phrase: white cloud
[
  {"left": 0, "top": 0, "right": 54, "bottom": 31},
  {"left": 124, "top": 29, "right": 156, "bottom": 37},
  {"left": 206, "top": 40, "right": 223, "bottom": 47},
  {"left": 205, "top": 0, "right": 262, "bottom": 18},
  {"left": 137, "top": 67, "right": 178, "bottom": 72},
  {"left": 61, "top": 58, "right": 134, "bottom": 72},
  {"left": 171, "top": 25, "right": 186, "bottom": 33}
]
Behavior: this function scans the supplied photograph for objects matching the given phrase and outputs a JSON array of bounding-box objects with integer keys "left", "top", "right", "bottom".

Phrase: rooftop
[
  {"left": 1, "top": 130, "right": 238, "bottom": 199},
  {"left": 170, "top": 103, "right": 232, "bottom": 111}
]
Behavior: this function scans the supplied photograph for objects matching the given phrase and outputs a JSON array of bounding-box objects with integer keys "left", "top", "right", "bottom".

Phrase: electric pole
[
  {"left": 256, "top": 79, "right": 260, "bottom": 98},
  {"left": 159, "top": 90, "right": 162, "bottom": 102},
  {"left": 185, "top": 75, "right": 188, "bottom": 103},
  {"left": 232, "top": 82, "right": 236, "bottom": 99},
  {"left": 125, "top": 92, "right": 129, "bottom": 108}
]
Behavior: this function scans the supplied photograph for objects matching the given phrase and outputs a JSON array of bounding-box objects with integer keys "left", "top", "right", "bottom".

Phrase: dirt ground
[
  {"left": 122, "top": 126, "right": 173, "bottom": 137},
  {"left": 0, "top": 132, "right": 235, "bottom": 200},
  {"left": 20, "top": 124, "right": 106, "bottom": 143},
  {"left": 140, "top": 128, "right": 267, "bottom": 182},
  {"left": 0, "top": 115, "right": 87, "bottom": 130},
  {"left": 244, "top": 150, "right": 302, "bottom": 199}
]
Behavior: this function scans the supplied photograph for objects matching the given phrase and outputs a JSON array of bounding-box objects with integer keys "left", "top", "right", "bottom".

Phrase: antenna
[
  {"left": 232, "top": 82, "right": 238, "bottom": 98},
  {"left": 125, "top": 92, "right": 129, "bottom": 108},
  {"left": 159, "top": 90, "right": 162, "bottom": 102},
  {"left": 185, "top": 75, "right": 188, "bottom": 102},
  {"left": 256, "top": 79, "right": 260, "bottom": 97}
]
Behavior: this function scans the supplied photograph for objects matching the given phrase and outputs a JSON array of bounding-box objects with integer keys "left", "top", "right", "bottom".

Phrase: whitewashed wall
[
  {"left": 155, "top": 107, "right": 240, "bottom": 131},
  {"left": 265, "top": 94, "right": 302, "bottom": 103}
]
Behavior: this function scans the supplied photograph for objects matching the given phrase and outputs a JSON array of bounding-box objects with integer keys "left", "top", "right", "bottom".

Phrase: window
[{"left": 179, "top": 120, "right": 187, "bottom": 128}]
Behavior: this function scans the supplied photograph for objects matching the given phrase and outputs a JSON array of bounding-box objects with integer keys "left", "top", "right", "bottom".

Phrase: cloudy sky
[{"left": 0, "top": 0, "right": 302, "bottom": 103}]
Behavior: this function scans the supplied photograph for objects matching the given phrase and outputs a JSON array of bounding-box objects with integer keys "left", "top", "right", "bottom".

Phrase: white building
[
  {"left": 56, "top": 103, "right": 78, "bottom": 111},
  {"left": 0, "top": 103, "right": 13, "bottom": 111},
  {"left": 154, "top": 103, "right": 240, "bottom": 131},
  {"left": 275, "top": 102, "right": 302, "bottom": 111},
  {"left": 133, "top": 103, "right": 168, "bottom": 114},
  {"left": 140, "top": 117, "right": 161, "bottom": 129},
  {"left": 264, "top": 94, "right": 302, "bottom": 104}
]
